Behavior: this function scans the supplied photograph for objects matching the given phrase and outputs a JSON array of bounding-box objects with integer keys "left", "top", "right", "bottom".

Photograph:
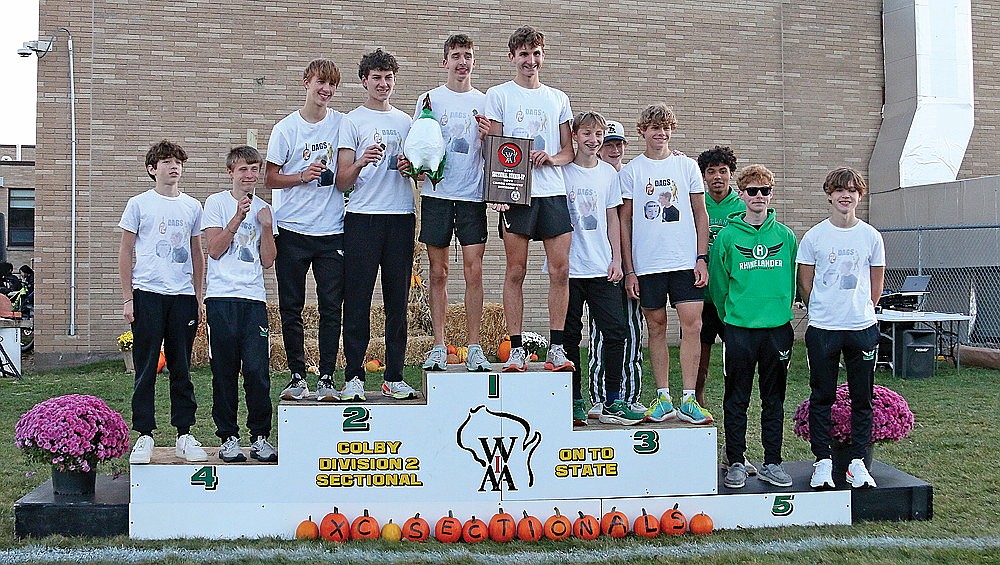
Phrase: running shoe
[
  {"left": 218, "top": 436, "right": 246, "bottom": 463},
  {"left": 422, "top": 345, "right": 448, "bottom": 371},
  {"left": 502, "top": 346, "right": 527, "bottom": 372},
  {"left": 847, "top": 458, "right": 877, "bottom": 488},
  {"left": 677, "top": 397, "right": 714, "bottom": 424},
  {"left": 544, "top": 344, "right": 575, "bottom": 371},
  {"left": 645, "top": 392, "right": 677, "bottom": 422},
  {"left": 382, "top": 380, "right": 417, "bottom": 400},
  {"left": 810, "top": 458, "right": 835, "bottom": 489},
  {"left": 599, "top": 399, "right": 645, "bottom": 426},
  {"left": 465, "top": 344, "right": 491, "bottom": 372},
  {"left": 758, "top": 463, "right": 793, "bottom": 487},
  {"left": 250, "top": 436, "right": 278, "bottom": 463},
  {"left": 340, "top": 377, "right": 366, "bottom": 402},
  {"left": 315, "top": 374, "right": 339, "bottom": 402},
  {"left": 573, "top": 399, "right": 588, "bottom": 427},
  {"left": 280, "top": 373, "right": 310, "bottom": 401}
]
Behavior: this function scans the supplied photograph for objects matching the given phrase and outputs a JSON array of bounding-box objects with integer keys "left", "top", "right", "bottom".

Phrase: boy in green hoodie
[{"left": 709, "top": 165, "right": 797, "bottom": 490}]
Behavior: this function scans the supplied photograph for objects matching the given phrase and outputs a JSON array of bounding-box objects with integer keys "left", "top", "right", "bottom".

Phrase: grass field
[{"left": 2, "top": 343, "right": 999, "bottom": 564}]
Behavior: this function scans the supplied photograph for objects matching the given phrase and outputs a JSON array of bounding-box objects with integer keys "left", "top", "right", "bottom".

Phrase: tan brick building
[
  {"left": 30, "top": 1, "right": 1000, "bottom": 367},
  {"left": 0, "top": 144, "right": 35, "bottom": 270}
]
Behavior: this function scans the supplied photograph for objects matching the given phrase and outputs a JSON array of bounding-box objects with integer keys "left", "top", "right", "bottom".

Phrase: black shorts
[
  {"left": 419, "top": 196, "right": 488, "bottom": 248},
  {"left": 498, "top": 195, "right": 573, "bottom": 241},
  {"left": 637, "top": 270, "right": 703, "bottom": 310},
  {"left": 701, "top": 301, "right": 726, "bottom": 344}
]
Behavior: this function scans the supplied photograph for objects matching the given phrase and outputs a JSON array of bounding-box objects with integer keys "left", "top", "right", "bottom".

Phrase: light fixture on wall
[{"left": 19, "top": 28, "right": 78, "bottom": 337}]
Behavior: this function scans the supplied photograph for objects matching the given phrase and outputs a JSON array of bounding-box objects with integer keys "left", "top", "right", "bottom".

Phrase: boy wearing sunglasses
[{"left": 708, "top": 165, "right": 798, "bottom": 489}]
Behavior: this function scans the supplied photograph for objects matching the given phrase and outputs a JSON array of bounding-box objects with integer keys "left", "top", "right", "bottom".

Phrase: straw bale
[
  {"left": 406, "top": 335, "right": 437, "bottom": 365},
  {"left": 301, "top": 304, "right": 320, "bottom": 331},
  {"left": 444, "top": 302, "right": 506, "bottom": 356}
]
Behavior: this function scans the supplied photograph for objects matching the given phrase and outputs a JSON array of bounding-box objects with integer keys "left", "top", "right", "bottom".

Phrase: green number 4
[
  {"left": 190, "top": 466, "right": 218, "bottom": 490},
  {"left": 771, "top": 494, "right": 794, "bottom": 516}
]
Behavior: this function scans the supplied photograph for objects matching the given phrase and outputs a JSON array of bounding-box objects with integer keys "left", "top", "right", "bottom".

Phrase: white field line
[{"left": 1, "top": 536, "right": 1000, "bottom": 564}]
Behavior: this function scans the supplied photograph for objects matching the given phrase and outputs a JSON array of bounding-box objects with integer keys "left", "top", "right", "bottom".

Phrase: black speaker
[{"left": 900, "top": 329, "right": 936, "bottom": 379}]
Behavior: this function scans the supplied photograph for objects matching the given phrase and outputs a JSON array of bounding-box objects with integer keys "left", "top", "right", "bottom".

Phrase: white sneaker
[
  {"left": 810, "top": 458, "right": 835, "bottom": 489},
  {"left": 502, "top": 346, "right": 527, "bottom": 372},
  {"left": 587, "top": 403, "right": 603, "bottom": 419},
  {"left": 847, "top": 458, "right": 877, "bottom": 488},
  {"left": 218, "top": 436, "right": 246, "bottom": 463},
  {"left": 381, "top": 380, "right": 417, "bottom": 400},
  {"left": 629, "top": 400, "right": 648, "bottom": 414},
  {"left": 129, "top": 435, "right": 154, "bottom": 464},
  {"left": 175, "top": 434, "right": 208, "bottom": 462},
  {"left": 250, "top": 436, "right": 278, "bottom": 463},
  {"left": 340, "top": 377, "right": 366, "bottom": 402}
]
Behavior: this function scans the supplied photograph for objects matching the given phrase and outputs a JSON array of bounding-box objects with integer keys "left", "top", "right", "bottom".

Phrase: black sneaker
[{"left": 280, "top": 373, "right": 310, "bottom": 401}]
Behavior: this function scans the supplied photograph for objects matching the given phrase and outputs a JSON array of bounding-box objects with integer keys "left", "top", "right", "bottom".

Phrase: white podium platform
[{"left": 129, "top": 370, "right": 851, "bottom": 539}]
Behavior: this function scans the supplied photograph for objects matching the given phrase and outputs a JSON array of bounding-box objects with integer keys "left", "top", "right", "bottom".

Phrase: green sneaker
[
  {"left": 644, "top": 393, "right": 677, "bottom": 422},
  {"left": 599, "top": 399, "right": 646, "bottom": 426},
  {"left": 572, "top": 399, "right": 588, "bottom": 426},
  {"left": 678, "top": 397, "right": 714, "bottom": 425}
]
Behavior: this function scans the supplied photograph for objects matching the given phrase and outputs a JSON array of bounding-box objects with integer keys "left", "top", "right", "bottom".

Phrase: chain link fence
[{"left": 879, "top": 224, "right": 1000, "bottom": 348}]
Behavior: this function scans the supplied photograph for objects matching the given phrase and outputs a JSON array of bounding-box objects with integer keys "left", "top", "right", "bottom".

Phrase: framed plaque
[{"left": 483, "top": 135, "right": 532, "bottom": 206}]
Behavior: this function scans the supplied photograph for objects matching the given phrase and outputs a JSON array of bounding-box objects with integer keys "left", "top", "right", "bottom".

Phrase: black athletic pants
[
  {"left": 274, "top": 229, "right": 344, "bottom": 376},
  {"left": 343, "top": 212, "right": 415, "bottom": 382},
  {"left": 206, "top": 298, "right": 272, "bottom": 440},
  {"left": 130, "top": 289, "right": 198, "bottom": 433},
  {"left": 564, "top": 277, "right": 627, "bottom": 402},
  {"left": 723, "top": 323, "right": 794, "bottom": 466},
  {"left": 805, "top": 324, "right": 878, "bottom": 461}
]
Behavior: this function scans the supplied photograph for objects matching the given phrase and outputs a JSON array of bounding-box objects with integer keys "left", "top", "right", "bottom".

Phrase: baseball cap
[{"left": 604, "top": 120, "right": 627, "bottom": 143}]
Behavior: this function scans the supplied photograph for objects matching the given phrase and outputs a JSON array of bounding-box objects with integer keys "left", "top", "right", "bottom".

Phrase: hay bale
[
  {"left": 266, "top": 302, "right": 282, "bottom": 334},
  {"left": 301, "top": 304, "right": 320, "bottom": 332},
  {"left": 191, "top": 321, "right": 210, "bottom": 367},
  {"left": 444, "top": 302, "right": 506, "bottom": 356},
  {"left": 408, "top": 300, "right": 432, "bottom": 337},
  {"left": 406, "top": 335, "right": 436, "bottom": 365},
  {"left": 370, "top": 304, "right": 386, "bottom": 339}
]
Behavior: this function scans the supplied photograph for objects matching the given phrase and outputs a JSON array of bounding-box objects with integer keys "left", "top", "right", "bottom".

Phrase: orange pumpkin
[
  {"left": 543, "top": 507, "right": 572, "bottom": 541},
  {"left": 600, "top": 506, "right": 629, "bottom": 538},
  {"left": 462, "top": 515, "right": 489, "bottom": 543},
  {"left": 295, "top": 516, "right": 319, "bottom": 540},
  {"left": 157, "top": 351, "right": 167, "bottom": 373},
  {"left": 488, "top": 508, "right": 517, "bottom": 542},
  {"left": 660, "top": 503, "right": 687, "bottom": 535},
  {"left": 633, "top": 508, "right": 660, "bottom": 538},
  {"left": 320, "top": 507, "right": 351, "bottom": 542},
  {"left": 529, "top": 353, "right": 539, "bottom": 361},
  {"left": 446, "top": 353, "right": 461, "bottom": 364},
  {"left": 498, "top": 336, "right": 512, "bottom": 362},
  {"left": 435, "top": 510, "right": 463, "bottom": 543},
  {"left": 572, "top": 511, "right": 600, "bottom": 540},
  {"left": 447, "top": 345, "right": 457, "bottom": 355},
  {"left": 688, "top": 512, "right": 714, "bottom": 535},
  {"left": 402, "top": 512, "right": 430, "bottom": 542},
  {"left": 351, "top": 509, "right": 380, "bottom": 540},
  {"left": 516, "top": 510, "right": 543, "bottom": 541}
]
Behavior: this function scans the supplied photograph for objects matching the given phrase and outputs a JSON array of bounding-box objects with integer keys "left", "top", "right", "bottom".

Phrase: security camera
[{"left": 17, "top": 47, "right": 33, "bottom": 57}]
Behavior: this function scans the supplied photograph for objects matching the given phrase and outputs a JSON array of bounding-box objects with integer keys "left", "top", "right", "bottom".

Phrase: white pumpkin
[{"left": 403, "top": 94, "right": 447, "bottom": 186}]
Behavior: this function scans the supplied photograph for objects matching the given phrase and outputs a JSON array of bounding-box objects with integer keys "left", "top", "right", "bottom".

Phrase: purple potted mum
[
  {"left": 792, "top": 384, "right": 914, "bottom": 472},
  {"left": 15, "top": 394, "right": 130, "bottom": 495}
]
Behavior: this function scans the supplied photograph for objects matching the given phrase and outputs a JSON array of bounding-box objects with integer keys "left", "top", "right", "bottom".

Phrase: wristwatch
[{"left": 696, "top": 254, "right": 709, "bottom": 263}]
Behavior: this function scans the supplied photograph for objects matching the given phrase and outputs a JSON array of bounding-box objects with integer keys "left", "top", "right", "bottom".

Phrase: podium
[{"left": 128, "top": 368, "right": 858, "bottom": 538}]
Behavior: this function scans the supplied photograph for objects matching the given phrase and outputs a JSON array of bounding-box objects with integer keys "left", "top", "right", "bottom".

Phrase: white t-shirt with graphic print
[
  {"left": 266, "top": 108, "right": 346, "bottom": 236},
  {"left": 618, "top": 153, "right": 704, "bottom": 276},
  {"left": 563, "top": 161, "right": 623, "bottom": 278},
  {"left": 201, "top": 191, "right": 270, "bottom": 302},
  {"left": 119, "top": 189, "right": 203, "bottom": 296},
  {"left": 797, "top": 218, "right": 886, "bottom": 330},
  {"left": 485, "top": 81, "right": 572, "bottom": 198},
  {"left": 338, "top": 105, "right": 414, "bottom": 214},
  {"left": 414, "top": 85, "right": 486, "bottom": 202}
]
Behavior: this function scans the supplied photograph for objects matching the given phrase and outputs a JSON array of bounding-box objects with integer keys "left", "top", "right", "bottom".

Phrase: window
[{"left": 8, "top": 188, "right": 34, "bottom": 246}]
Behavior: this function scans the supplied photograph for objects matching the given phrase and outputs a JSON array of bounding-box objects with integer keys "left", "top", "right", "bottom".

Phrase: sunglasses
[{"left": 743, "top": 186, "right": 772, "bottom": 196}]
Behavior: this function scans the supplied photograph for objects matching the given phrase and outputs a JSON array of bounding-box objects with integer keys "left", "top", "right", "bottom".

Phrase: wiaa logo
[
  {"left": 456, "top": 405, "right": 541, "bottom": 492},
  {"left": 498, "top": 143, "right": 523, "bottom": 168}
]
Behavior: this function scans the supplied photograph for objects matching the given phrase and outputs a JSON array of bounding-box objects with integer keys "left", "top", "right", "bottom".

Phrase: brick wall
[{"left": 31, "top": 1, "right": 1000, "bottom": 366}]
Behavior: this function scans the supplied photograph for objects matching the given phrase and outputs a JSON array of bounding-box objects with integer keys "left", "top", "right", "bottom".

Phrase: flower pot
[
  {"left": 831, "top": 441, "right": 873, "bottom": 478},
  {"left": 51, "top": 465, "right": 97, "bottom": 497},
  {"left": 122, "top": 351, "right": 135, "bottom": 374}
]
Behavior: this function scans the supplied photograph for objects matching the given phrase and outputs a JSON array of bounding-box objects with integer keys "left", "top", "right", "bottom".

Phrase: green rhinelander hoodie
[
  {"left": 708, "top": 209, "right": 798, "bottom": 329},
  {"left": 704, "top": 189, "right": 745, "bottom": 303}
]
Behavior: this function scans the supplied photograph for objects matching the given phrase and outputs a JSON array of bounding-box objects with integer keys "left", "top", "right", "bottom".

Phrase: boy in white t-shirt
[
  {"left": 265, "top": 59, "right": 346, "bottom": 403},
  {"left": 336, "top": 48, "right": 417, "bottom": 402},
  {"left": 119, "top": 140, "right": 207, "bottom": 465},
  {"left": 202, "top": 146, "right": 278, "bottom": 463},
  {"left": 797, "top": 167, "right": 885, "bottom": 489},
  {"left": 485, "top": 26, "right": 576, "bottom": 373},
  {"left": 561, "top": 112, "right": 645, "bottom": 427},
  {"left": 619, "top": 104, "right": 713, "bottom": 426},
  {"left": 416, "top": 34, "right": 493, "bottom": 373},
  {"left": 586, "top": 120, "right": 647, "bottom": 419}
]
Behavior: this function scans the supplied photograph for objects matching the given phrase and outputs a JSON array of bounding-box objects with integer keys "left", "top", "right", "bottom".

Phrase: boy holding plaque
[
  {"left": 415, "top": 34, "right": 493, "bottom": 373},
  {"left": 485, "top": 25, "right": 576, "bottom": 373}
]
